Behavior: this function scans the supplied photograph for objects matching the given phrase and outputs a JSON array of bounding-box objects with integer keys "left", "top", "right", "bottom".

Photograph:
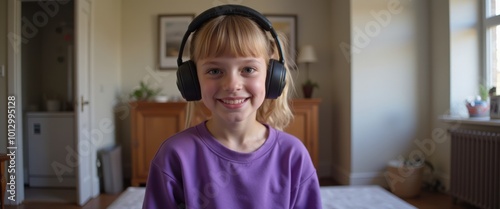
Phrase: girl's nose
[{"left": 222, "top": 73, "right": 242, "bottom": 92}]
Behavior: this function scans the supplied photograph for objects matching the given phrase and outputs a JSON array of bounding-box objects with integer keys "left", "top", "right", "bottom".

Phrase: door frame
[
  {"left": 6, "top": 0, "right": 98, "bottom": 205},
  {"left": 7, "top": 0, "right": 24, "bottom": 205}
]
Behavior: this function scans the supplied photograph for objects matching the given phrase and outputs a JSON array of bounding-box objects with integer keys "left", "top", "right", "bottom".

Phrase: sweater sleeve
[
  {"left": 292, "top": 171, "right": 323, "bottom": 209},
  {"left": 142, "top": 162, "right": 184, "bottom": 209}
]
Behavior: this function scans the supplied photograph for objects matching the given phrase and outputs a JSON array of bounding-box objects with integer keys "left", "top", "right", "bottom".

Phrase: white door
[{"left": 75, "top": 0, "right": 93, "bottom": 205}]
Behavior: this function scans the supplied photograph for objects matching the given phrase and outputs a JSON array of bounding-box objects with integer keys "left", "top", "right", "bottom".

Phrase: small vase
[
  {"left": 302, "top": 85, "right": 314, "bottom": 98},
  {"left": 466, "top": 100, "right": 489, "bottom": 117}
]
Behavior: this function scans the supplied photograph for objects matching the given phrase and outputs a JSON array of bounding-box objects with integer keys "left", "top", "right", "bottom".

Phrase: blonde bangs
[{"left": 191, "top": 16, "right": 271, "bottom": 60}]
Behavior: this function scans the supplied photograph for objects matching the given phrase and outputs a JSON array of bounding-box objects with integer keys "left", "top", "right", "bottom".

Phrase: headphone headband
[
  {"left": 176, "top": 4, "right": 284, "bottom": 66},
  {"left": 189, "top": 5, "right": 272, "bottom": 32}
]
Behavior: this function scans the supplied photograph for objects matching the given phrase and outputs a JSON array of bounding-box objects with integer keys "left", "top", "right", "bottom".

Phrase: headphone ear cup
[
  {"left": 266, "top": 59, "right": 287, "bottom": 99},
  {"left": 177, "top": 61, "right": 201, "bottom": 101}
]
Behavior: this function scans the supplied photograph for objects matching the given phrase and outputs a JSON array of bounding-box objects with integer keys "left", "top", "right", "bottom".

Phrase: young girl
[{"left": 143, "top": 5, "right": 322, "bottom": 209}]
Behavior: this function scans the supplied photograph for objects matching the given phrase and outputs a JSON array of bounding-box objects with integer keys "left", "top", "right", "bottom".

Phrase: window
[{"left": 485, "top": 0, "right": 500, "bottom": 89}]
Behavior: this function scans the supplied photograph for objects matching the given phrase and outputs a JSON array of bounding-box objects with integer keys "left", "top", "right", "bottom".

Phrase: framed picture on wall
[
  {"left": 158, "top": 14, "right": 194, "bottom": 70},
  {"left": 264, "top": 14, "right": 297, "bottom": 62}
]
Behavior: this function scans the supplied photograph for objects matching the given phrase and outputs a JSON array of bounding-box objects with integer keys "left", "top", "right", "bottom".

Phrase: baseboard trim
[
  {"left": 331, "top": 164, "right": 350, "bottom": 185},
  {"left": 331, "top": 164, "right": 388, "bottom": 187},
  {"left": 350, "top": 172, "right": 387, "bottom": 187}
]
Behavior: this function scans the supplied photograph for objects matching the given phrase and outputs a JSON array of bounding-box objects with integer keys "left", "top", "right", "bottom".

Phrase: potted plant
[
  {"left": 466, "top": 84, "right": 490, "bottom": 117},
  {"left": 302, "top": 79, "right": 319, "bottom": 99},
  {"left": 129, "top": 81, "right": 161, "bottom": 101},
  {"left": 385, "top": 156, "right": 434, "bottom": 198}
]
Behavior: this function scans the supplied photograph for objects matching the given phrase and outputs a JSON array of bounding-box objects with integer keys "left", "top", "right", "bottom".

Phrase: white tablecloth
[
  {"left": 108, "top": 185, "right": 417, "bottom": 209},
  {"left": 320, "top": 185, "right": 417, "bottom": 209}
]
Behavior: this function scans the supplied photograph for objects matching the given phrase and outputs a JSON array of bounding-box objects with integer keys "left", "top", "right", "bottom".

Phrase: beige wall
[
  {"left": 331, "top": 0, "right": 352, "bottom": 184},
  {"left": 331, "top": 0, "right": 431, "bottom": 185},
  {"left": 351, "top": 0, "right": 430, "bottom": 185},
  {"left": 430, "top": 0, "right": 452, "bottom": 189},
  {"left": 91, "top": 0, "right": 122, "bottom": 151},
  {"left": 120, "top": 0, "right": 334, "bottom": 177}
]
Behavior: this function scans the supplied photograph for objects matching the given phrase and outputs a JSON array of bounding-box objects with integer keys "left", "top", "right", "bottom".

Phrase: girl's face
[{"left": 197, "top": 54, "right": 268, "bottom": 124}]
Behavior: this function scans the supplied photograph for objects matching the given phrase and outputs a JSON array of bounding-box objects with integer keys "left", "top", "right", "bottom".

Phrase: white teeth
[{"left": 222, "top": 99, "right": 245, "bottom": 104}]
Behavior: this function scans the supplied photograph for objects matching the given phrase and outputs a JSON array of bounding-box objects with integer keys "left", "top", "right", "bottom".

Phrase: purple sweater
[{"left": 142, "top": 122, "right": 322, "bottom": 209}]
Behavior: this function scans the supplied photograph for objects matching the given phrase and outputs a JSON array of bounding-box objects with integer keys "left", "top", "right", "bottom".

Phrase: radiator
[{"left": 450, "top": 129, "right": 500, "bottom": 209}]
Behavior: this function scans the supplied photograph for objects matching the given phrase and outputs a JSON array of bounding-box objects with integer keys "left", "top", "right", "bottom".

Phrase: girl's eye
[
  {"left": 243, "top": 67, "right": 256, "bottom": 74},
  {"left": 207, "top": 69, "right": 222, "bottom": 75}
]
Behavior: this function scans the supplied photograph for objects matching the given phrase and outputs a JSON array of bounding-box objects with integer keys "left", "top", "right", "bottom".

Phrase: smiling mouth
[{"left": 219, "top": 98, "right": 248, "bottom": 105}]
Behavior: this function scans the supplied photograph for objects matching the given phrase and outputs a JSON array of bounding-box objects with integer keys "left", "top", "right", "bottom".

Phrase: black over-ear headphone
[{"left": 176, "top": 4, "right": 287, "bottom": 101}]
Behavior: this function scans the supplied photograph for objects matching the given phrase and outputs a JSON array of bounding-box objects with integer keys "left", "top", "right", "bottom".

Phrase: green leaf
[
  {"left": 302, "top": 79, "right": 319, "bottom": 89},
  {"left": 479, "top": 84, "right": 488, "bottom": 101},
  {"left": 130, "top": 81, "right": 162, "bottom": 101}
]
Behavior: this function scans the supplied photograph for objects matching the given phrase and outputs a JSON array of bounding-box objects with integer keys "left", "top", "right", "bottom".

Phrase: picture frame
[
  {"left": 264, "top": 14, "right": 297, "bottom": 62},
  {"left": 158, "top": 14, "right": 194, "bottom": 70},
  {"left": 491, "top": 95, "right": 500, "bottom": 119}
]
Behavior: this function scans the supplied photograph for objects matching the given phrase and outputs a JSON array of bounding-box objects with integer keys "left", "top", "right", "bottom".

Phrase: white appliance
[{"left": 27, "top": 112, "right": 76, "bottom": 188}]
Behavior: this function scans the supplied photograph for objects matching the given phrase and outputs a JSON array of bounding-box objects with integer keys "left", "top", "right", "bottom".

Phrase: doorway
[
  {"left": 20, "top": 0, "right": 76, "bottom": 203},
  {"left": 9, "top": 0, "right": 97, "bottom": 206}
]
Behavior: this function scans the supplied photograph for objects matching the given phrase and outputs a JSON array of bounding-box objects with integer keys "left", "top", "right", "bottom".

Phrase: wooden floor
[{"left": 5, "top": 178, "right": 480, "bottom": 209}]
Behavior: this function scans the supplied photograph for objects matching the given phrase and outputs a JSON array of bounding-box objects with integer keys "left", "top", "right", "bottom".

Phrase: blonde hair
[{"left": 185, "top": 15, "right": 296, "bottom": 130}]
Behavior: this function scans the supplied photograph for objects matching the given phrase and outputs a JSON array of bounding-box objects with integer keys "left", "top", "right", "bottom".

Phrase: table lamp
[{"left": 297, "top": 44, "right": 318, "bottom": 98}]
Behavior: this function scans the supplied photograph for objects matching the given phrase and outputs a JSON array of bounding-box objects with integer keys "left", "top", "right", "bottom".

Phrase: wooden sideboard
[
  {"left": 284, "top": 99, "right": 321, "bottom": 168},
  {"left": 129, "top": 99, "right": 320, "bottom": 186},
  {"left": 1, "top": 153, "right": 8, "bottom": 209}
]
